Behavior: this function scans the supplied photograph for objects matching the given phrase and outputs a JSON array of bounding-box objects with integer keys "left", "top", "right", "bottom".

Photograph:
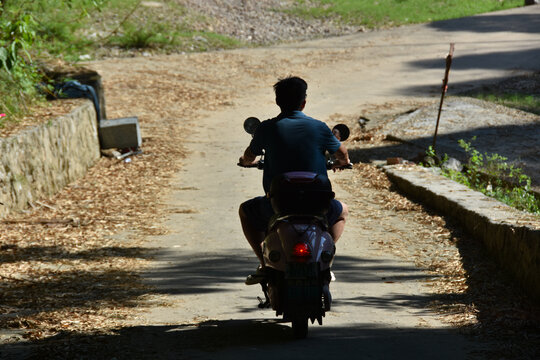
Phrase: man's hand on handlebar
[
  {"left": 328, "top": 159, "right": 353, "bottom": 172},
  {"left": 238, "top": 147, "right": 261, "bottom": 168},
  {"left": 331, "top": 143, "right": 351, "bottom": 172},
  {"left": 238, "top": 156, "right": 260, "bottom": 168}
]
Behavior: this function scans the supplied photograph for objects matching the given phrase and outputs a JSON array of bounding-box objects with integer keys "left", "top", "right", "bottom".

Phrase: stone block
[{"left": 99, "top": 117, "right": 142, "bottom": 150}]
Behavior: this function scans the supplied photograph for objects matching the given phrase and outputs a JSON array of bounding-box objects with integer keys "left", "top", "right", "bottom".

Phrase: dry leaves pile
[{"left": 338, "top": 161, "right": 540, "bottom": 359}]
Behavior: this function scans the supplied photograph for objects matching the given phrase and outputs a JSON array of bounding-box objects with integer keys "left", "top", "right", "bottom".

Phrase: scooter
[{"left": 240, "top": 117, "right": 351, "bottom": 338}]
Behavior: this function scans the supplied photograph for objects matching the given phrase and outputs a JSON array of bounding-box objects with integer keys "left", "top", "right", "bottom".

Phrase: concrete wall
[
  {"left": 384, "top": 165, "right": 540, "bottom": 300},
  {"left": 0, "top": 101, "right": 100, "bottom": 217}
]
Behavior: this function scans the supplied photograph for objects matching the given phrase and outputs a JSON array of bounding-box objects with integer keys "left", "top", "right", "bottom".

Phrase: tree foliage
[{"left": 0, "top": 0, "right": 103, "bottom": 119}]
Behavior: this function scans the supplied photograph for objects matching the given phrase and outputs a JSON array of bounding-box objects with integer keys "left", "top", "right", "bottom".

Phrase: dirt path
[
  {"left": 124, "top": 100, "right": 479, "bottom": 359},
  {"left": 4, "top": 5, "right": 536, "bottom": 359}
]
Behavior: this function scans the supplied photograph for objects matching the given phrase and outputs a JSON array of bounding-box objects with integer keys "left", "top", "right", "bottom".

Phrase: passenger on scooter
[{"left": 238, "top": 76, "right": 351, "bottom": 285}]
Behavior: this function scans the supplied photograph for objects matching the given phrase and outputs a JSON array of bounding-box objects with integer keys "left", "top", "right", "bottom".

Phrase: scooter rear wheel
[{"left": 292, "top": 315, "right": 308, "bottom": 339}]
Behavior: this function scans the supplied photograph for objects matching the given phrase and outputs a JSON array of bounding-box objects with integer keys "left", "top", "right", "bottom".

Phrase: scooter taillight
[{"left": 292, "top": 242, "right": 311, "bottom": 262}]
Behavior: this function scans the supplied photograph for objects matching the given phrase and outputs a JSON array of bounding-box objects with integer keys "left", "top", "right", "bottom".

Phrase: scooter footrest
[{"left": 257, "top": 296, "right": 270, "bottom": 308}]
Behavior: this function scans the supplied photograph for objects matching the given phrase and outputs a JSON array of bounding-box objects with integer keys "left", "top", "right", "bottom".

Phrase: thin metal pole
[{"left": 432, "top": 43, "right": 455, "bottom": 153}]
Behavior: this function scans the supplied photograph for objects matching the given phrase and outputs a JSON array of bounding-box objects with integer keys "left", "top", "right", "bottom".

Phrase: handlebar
[
  {"left": 238, "top": 159, "right": 352, "bottom": 171},
  {"left": 326, "top": 160, "right": 353, "bottom": 170}
]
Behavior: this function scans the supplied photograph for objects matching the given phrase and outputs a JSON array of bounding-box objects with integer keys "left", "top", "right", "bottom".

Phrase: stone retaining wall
[
  {"left": 0, "top": 101, "right": 100, "bottom": 217},
  {"left": 384, "top": 165, "right": 540, "bottom": 300}
]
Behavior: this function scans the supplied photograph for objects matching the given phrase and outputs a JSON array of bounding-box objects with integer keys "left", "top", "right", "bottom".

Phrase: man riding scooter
[{"left": 238, "top": 76, "right": 351, "bottom": 284}]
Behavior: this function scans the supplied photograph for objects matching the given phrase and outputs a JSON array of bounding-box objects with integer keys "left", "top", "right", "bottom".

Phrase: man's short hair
[{"left": 274, "top": 76, "right": 307, "bottom": 112}]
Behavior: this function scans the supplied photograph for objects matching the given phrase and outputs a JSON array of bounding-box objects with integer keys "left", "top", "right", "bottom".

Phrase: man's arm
[
  {"left": 238, "top": 146, "right": 259, "bottom": 166},
  {"left": 332, "top": 143, "right": 351, "bottom": 170}
]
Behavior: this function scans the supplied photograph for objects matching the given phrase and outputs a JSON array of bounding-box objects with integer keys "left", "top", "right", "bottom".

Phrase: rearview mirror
[
  {"left": 332, "top": 124, "right": 350, "bottom": 141},
  {"left": 243, "top": 117, "right": 261, "bottom": 135}
]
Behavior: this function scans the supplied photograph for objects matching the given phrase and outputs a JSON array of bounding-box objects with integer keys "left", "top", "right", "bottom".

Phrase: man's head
[{"left": 273, "top": 76, "right": 307, "bottom": 112}]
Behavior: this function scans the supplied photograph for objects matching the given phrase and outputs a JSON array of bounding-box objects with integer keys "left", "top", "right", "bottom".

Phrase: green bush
[
  {"left": 0, "top": 7, "right": 41, "bottom": 120},
  {"left": 432, "top": 139, "right": 540, "bottom": 215},
  {"left": 108, "top": 21, "right": 174, "bottom": 49},
  {"left": 0, "top": 0, "right": 104, "bottom": 120}
]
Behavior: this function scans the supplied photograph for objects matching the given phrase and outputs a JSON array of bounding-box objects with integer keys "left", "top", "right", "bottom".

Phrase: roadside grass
[
  {"left": 467, "top": 93, "right": 540, "bottom": 115},
  {"left": 16, "top": 0, "right": 241, "bottom": 60},
  {"left": 289, "top": 0, "right": 524, "bottom": 27},
  {"left": 107, "top": 21, "right": 243, "bottom": 52}
]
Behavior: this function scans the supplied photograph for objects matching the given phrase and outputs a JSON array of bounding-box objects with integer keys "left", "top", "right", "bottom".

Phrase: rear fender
[{"left": 276, "top": 220, "right": 335, "bottom": 270}]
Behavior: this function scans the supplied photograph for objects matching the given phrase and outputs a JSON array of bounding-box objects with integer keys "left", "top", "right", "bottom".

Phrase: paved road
[{"left": 92, "top": 5, "right": 539, "bottom": 359}]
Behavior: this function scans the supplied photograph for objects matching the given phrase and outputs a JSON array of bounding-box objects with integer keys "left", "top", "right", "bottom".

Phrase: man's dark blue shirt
[{"left": 249, "top": 110, "right": 341, "bottom": 193}]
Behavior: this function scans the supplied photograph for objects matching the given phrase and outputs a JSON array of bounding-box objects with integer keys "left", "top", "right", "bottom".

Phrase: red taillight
[{"left": 292, "top": 242, "right": 311, "bottom": 259}]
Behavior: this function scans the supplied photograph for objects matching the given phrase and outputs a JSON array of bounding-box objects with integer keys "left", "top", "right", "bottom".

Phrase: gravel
[{"left": 177, "top": 0, "right": 362, "bottom": 45}]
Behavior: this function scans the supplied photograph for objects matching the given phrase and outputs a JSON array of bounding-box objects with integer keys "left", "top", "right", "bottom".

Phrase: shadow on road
[
  {"left": 142, "top": 249, "right": 256, "bottom": 295},
  {"left": 428, "top": 12, "right": 540, "bottom": 34},
  {"left": 401, "top": 73, "right": 540, "bottom": 97},
  {"left": 0, "top": 243, "right": 471, "bottom": 359},
  {"left": 143, "top": 248, "right": 433, "bottom": 295},
  {"left": 409, "top": 48, "right": 540, "bottom": 72},
  {"left": 0, "top": 319, "right": 474, "bottom": 360},
  {"left": 0, "top": 245, "right": 147, "bottom": 264},
  {"left": 403, "top": 11, "right": 540, "bottom": 98}
]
